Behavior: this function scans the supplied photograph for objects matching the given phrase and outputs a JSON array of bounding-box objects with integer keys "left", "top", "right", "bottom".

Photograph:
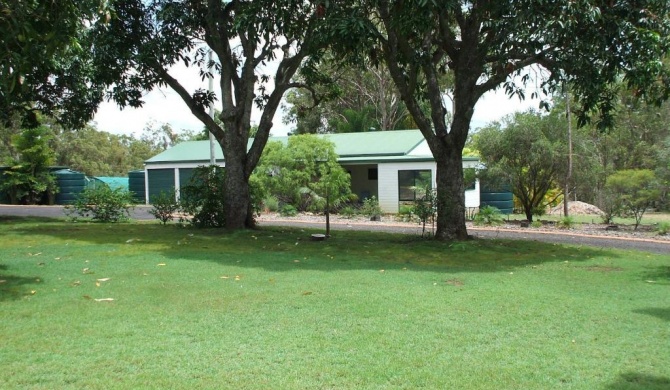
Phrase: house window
[
  {"left": 368, "top": 168, "right": 378, "bottom": 180},
  {"left": 398, "top": 170, "right": 432, "bottom": 201}
]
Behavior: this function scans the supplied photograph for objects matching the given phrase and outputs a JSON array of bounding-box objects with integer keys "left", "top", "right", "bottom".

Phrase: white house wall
[{"left": 378, "top": 161, "right": 479, "bottom": 213}]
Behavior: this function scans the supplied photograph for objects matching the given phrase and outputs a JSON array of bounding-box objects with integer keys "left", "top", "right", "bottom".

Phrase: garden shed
[{"left": 143, "top": 130, "right": 480, "bottom": 213}]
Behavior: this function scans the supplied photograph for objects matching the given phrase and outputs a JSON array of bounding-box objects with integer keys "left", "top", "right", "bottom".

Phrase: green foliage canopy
[
  {"left": 605, "top": 169, "right": 661, "bottom": 229},
  {"left": 253, "top": 135, "right": 354, "bottom": 212},
  {"left": 336, "top": 0, "right": 670, "bottom": 239},
  {"left": 476, "top": 110, "right": 567, "bottom": 222},
  {"left": 0, "top": 126, "right": 57, "bottom": 204},
  {"left": 0, "top": 0, "right": 106, "bottom": 127}
]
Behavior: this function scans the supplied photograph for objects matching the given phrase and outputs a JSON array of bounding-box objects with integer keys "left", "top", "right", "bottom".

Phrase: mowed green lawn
[{"left": 1, "top": 218, "right": 668, "bottom": 389}]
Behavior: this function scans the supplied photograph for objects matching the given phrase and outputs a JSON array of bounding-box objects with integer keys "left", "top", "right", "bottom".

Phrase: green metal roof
[
  {"left": 146, "top": 140, "right": 225, "bottom": 163},
  {"left": 146, "top": 130, "right": 431, "bottom": 165}
]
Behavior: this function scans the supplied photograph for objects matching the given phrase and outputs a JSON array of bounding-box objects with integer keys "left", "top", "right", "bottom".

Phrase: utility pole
[{"left": 564, "top": 82, "right": 573, "bottom": 217}]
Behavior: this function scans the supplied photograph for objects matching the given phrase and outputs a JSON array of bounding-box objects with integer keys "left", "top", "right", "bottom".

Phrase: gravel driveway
[{"left": 2, "top": 205, "right": 669, "bottom": 255}]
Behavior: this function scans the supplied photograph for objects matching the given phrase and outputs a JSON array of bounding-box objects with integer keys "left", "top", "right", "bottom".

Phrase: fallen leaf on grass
[
  {"left": 96, "top": 278, "right": 111, "bottom": 282},
  {"left": 29, "top": 290, "right": 36, "bottom": 295},
  {"left": 220, "top": 276, "right": 230, "bottom": 279},
  {"left": 82, "top": 268, "right": 94, "bottom": 274},
  {"left": 125, "top": 239, "right": 140, "bottom": 243},
  {"left": 83, "top": 295, "right": 114, "bottom": 302},
  {"left": 0, "top": 280, "right": 6, "bottom": 284},
  {"left": 28, "top": 252, "right": 42, "bottom": 256},
  {"left": 157, "top": 263, "right": 166, "bottom": 266},
  {"left": 71, "top": 280, "right": 81, "bottom": 286},
  {"left": 234, "top": 275, "right": 241, "bottom": 281},
  {"left": 302, "top": 291, "right": 312, "bottom": 295}
]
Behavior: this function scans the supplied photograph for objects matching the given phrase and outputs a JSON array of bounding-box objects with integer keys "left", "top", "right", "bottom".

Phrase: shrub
[
  {"left": 531, "top": 207, "right": 546, "bottom": 217},
  {"left": 557, "top": 216, "right": 575, "bottom": 229},
  {"left": 149, "top": 190, "right": 179, "bottom": 225},
  {"left": 657, "top": 222, "right": 670, "bottom": 236},
  {"left": 474, "top": 205, "right": 504, "bottom": 226},
  {"left": 263, "top": 196, "right": 279, "bottom": 212},
  {"left": 279, "top": 204, "right": 298, "bottom": 217},
  {"left": 397, "top": 205, "right": 414, "bottom": 222},
  {"left": 67, "top": 186, "right": 134, "bottom": 222},
  {"left": 530, "top": 220, "right": 543, "bottom": 228},
  {"left": 361, "top": 196, "right": 383, "bottom": 219},
  {"left": 339, "top": 205, "right": 357, "bottom": 219},
  {"left": 179, "top": 166, "right": 226, "bottom": 228}
]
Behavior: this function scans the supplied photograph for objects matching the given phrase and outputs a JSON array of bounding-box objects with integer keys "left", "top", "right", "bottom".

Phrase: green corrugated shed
[
  {"left": 147, "top": 169, "right": 175, "bottom": 201},
  {"left": 179, "top": 168, "right": 197, "bottom": 187},
  {"left": 128, "top": 170, "right": 145, "bottom": 202}
]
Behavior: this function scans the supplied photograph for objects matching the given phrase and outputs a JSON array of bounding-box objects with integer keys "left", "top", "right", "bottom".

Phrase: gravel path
[{"left": 2, "top": 205, "right": 669, "bottom": 255}]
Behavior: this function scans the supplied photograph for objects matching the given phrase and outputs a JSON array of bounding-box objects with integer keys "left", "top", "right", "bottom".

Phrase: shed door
[{"left": 147, "top": 169, "right": 175, "bottom": 203}]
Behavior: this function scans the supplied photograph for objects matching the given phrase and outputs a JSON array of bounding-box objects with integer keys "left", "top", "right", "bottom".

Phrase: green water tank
[
  {"left": 480, "top": 183, "right": 514, "bottom": 214},
  {"left": 55, "top": 169, "right": 87, "bottom": 205}
]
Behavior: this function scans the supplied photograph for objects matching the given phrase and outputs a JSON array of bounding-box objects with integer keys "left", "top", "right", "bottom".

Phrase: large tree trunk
[
  {"left": 434, "top": 151, "right": 469, "bottom": 240},
  {"left": 219, "top": 126, "right": 254, "bottom": 230}
]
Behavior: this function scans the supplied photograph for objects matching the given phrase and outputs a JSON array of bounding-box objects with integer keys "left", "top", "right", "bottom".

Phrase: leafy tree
[
  {"left": 50, "top": 125, "right": 155, "bottom": 177},
  {"left": 341, "top": 1, "right": 670, "bottom": 240},
  {"left": 283, "top": 59, "right": 413, "bottom": 133},
  {"left": 253, "top": 135, "right": 354, "bottom": 212},
  {"left": 581, "top": 90, "right": 670, "bottom": 209},
  {"left": 0, "top": 0, "right": 106, "bottom": 127},
  {"left": 87, "top": 0, "right": 358, "bottom": 230},
  {"left": 0, "top": 126, "right": 57, "bottom": 204},
  {"left": 179, "top": 165, "right": 227, "bottom": 228},
  {"left": 139, "top": 121, "right": 201, "bottom": 152},
  {"left": 476, "top": 110, "right": 568, "bottom": 222},
  {"left": 605, "top": 169, "right": 661, "bottom": 230}
]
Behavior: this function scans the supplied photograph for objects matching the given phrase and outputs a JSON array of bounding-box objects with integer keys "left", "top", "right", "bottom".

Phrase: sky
[{"left": 91, "top": 62, "right": 539, "bottom": 138}]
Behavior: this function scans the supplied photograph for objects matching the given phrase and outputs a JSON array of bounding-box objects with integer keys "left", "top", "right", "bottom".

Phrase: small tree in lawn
[
  {"left": 253, "top": 135, "right": 355, "bottom": 237},
  {"left": 254, "top": 135, "right": 354, "bottom": 213},
  {"left": 412, "top": 185, "right": 437, "bottom": 237},
  {"left": 605, "top": 169, "right": 660, "bottom": 230}
]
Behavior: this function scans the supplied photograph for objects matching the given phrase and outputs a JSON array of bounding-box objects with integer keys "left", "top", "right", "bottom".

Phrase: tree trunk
[
  {"left": 434, "top": 152, "right": 469, "bottom": 241},
  {"left": 219, "top": 126, "right": 254, "bottom": 230}
]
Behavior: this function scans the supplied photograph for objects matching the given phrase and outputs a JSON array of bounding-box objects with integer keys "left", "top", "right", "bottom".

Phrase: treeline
[
  {"left": 0, "top": 118, "right": 204, "bottom": 177},
  {"left": 474, "top": 89, "right": 670, "bottom": 219}
]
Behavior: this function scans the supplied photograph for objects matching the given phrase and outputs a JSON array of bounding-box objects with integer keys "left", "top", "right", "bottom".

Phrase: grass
[{"left": 1, "top": 217, "right": 669, "bottom": 389}]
